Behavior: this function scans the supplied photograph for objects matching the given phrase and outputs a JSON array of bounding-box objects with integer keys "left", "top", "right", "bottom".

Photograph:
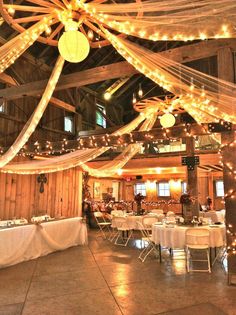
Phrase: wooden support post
[
  {"left": 208, "top": 172, "right": 214, "bottom": 210},
  {"left": 218, "top": 47, "right": 236, "bottom": 284},
  {"left": 221, "top": 130, "right": 236, "bottom": 284},
  {"left": 185, "top": 137, "right": 199, "bottom": 217}
]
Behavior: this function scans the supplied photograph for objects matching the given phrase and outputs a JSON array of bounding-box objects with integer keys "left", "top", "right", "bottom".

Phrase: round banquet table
[{"left": 152, "top": 224, "right": 225, "bottom": 249}]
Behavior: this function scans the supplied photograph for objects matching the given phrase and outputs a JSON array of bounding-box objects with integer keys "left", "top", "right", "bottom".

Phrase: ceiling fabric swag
[
  {"left": 83, "top": 0, "right": 236, "bottom": 41},
  {"left": 1, "top": 111, "right": 148, "bottom": 174},
  {"left": 0, "top": 16, "right": 53, "bottom": 74},
  {"left": 104, "top": 29, "right": 236, "bottom": 124},
  {"left": 82, "top": 113, "right": 157, "bottom": 177},
  {"left": 0, "top": 55, "right": 65, "bottom": 168}
]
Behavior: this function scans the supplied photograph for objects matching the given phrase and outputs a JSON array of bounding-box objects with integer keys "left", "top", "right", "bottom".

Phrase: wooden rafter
[
  {"left": 0, "top": 72, "right": 76, "bottom": 113},
  {"left": 1, "top": 39, "right": 236, "bottom": 100}
]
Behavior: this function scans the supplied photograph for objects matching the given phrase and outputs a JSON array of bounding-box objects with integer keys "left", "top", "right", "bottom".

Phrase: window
[
  {"left": 96, "top": 104, "right": 106, "bottom": 128},
  {"left": 181, "top": 181, "right": 187, "bottom": 194},
  {"left": 64, "top": 115, "right": 74, "bottom": 133},
  {"left": 216, "top": 180, "right": 224, "bottom": 197},
  {"left": 158, "top": 182, "right": 170, "bottom": 197},
  {"left": 134, "top": 183, "right": 146, "bottom": 196},
  {"left": 0, "top": 99, "right": 6, "bottom": 113}
]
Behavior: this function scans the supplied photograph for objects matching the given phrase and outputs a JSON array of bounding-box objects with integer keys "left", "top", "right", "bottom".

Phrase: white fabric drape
[
  {"left": 82, "top": 112, "right": 157, "bottom": 177},
  {"left": 104, "top": 29, "right": 236, "bottom": 124},
  {"left": 1, "top": 112, "right": 147, "bottom": 174},
  {"left": 0, "top": 17, "right": 52, "bottom": 74},
  {"left": 0, "top": 55, "right": 65, "bottom": 168},
  {"left": 82, "top": 0, "right": 236, "bottom": 41}
]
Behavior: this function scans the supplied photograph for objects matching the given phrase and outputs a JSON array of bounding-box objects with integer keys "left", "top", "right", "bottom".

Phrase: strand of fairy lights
[
  {"left": 0, "top": 55, "right": 65, "bottom": 168},
  {"left": 0, "top": 16, "right": 53, "bottom": 73},
  {"left": 80, "top": 0, "right": 236, "bottom": 42}
]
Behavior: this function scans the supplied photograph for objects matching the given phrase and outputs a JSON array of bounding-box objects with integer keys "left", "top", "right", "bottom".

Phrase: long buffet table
[{"left": 0, "top": 217, "right": 88, "bottom": 269}]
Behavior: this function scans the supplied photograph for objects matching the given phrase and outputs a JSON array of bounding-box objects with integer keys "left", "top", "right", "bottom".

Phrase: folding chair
[
  {"left": 137, "top": 217, "right": 160, "bottom": 262},
  {"left": 94, "top": 211, "right": 112, "bottom": 239},
  {"left": 185, "top": 228, "right": 211, "bottom": 273},
  {"left": 114, "top": 216, "right": 133, "bottom": 246}
]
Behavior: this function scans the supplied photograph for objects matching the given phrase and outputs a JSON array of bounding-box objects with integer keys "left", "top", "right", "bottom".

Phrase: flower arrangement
[
  {"left": 134, "top": 193, "right": 145, "bottom": 204},
  {"left": 180, "top": 193, "right": 192, "bottom": 205}
]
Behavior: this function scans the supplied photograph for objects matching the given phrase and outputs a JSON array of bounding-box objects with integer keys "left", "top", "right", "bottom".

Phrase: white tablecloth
[
  {"left": 0, "top": 217, "right": 88, "bottom": 269},
  {"left": 152, "top": 224, "right": 225, "bottom": 249}
]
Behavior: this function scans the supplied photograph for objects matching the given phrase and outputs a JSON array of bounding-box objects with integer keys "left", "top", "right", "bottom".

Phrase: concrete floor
[{"left": 0, "top": 229, "right": 235, "bottom": 315}]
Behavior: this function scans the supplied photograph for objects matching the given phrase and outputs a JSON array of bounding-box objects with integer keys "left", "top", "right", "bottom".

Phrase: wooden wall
[
  {"left": 0, "top": 167, "right": 82, "bottom": 220},
  {"left": 87, "top": 171, "right": 224, "bottom": 212}
]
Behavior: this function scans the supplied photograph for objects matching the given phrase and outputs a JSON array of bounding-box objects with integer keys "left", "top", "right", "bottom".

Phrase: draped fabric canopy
[
  {"left": 0, "top": 0, "right": 236, "bottom": 175},
  {"left": 104, "top": 29, "right": 236, "bottom": 125},
  {"left": 82, "top": 0, "right": 236, "bottom": 41}
]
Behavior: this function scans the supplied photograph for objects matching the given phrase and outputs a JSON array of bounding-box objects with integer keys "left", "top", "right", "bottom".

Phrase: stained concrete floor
[{"left": 0, "top": 229, "right": 235, "bottom": 315}]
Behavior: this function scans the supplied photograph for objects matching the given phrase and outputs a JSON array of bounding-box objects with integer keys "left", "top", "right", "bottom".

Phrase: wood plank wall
[{"left": 0, "top": 167, "right": 82, "bottom": 220}]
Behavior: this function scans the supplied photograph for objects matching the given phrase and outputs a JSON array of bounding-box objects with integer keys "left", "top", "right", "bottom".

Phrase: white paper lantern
[
  {"left": 58, "top": 30, "right": 90, "bottom": 63},
  {"left": 160, "top": 113, "right": 176, "bottom": 128}
]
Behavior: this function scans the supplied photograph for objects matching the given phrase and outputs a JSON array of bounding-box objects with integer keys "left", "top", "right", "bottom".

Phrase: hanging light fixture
[
  {"left": 58, "top": 20, "right": 90, "bottom": 63},
  {"left": 104, "top": 91, "right": 111, "bottom": 101},
  {"left": 160, "top": 113, "right": 176, "bottom": 128},
  {"left": 87, "top": 29, "right": 94, "bottom": 40},
  {"left": 138, "top": 83, "right": 143, "bottom": 98},
  {"left": 132, "top": 93, "right": 137, "bottom": 104}
]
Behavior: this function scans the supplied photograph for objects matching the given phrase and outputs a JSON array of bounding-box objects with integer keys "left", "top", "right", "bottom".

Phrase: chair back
[
  {"left": 156, "top": 214, "right": 165, "bottom": 222},
  {"left": 166, "top": 216, "right": 176, "bottom": 223},
  {"left": 166, "top": 211, "right": 175, "bottom": 217},
  {"left": 186, "top": 228, "right": 210, "bottom": 247},
  {"left": 150, "top": 209, "right": 163, "bottom": 215},
  {"left": 94, "top": 211, "right": 106, "bottom": 224},
  {"left": 203, "top": 211, "right": 218, "bottom": 223},
  {"left": 111, "top": 210, "right": 124, "bottom": 216},
  {"left": 142, "top": 216, "right": 158, "bottom": 230}
]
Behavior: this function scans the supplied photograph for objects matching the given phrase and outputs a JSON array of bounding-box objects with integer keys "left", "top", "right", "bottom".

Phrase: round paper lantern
[
  {"left": 58, "top": 30, "right": 90, "bottom": 63},
  {"left": 160, "top": 113, "right": 176, "bottom": 128}
]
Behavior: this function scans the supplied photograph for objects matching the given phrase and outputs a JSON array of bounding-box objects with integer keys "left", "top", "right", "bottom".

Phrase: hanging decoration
[
  {"left": 1, "top": 110, "right": 148, "bottom": 174},
  {"left": 160, "top": 113, "right": 176, "bottom": 128},
  {"left": 58, "top": 19, "right": 90, "bottom": 63},
  {"left": 0, "top": 0, "right": 236, "bottom": 174},
  {"left": 82, "top": 0, "right": 236, "bottom": 41},
  {"left": 0, "top": 55, "right": 65, "bottom": 168},
  {"left": 103, "top": 29, "right": 236, "bottom": 124}
]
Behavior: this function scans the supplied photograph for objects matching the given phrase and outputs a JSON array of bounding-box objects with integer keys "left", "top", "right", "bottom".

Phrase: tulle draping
[
  {"left": 82, "top": 0, "right": 236, "bottom": 41},
  {"left": 0, "top": 16, "right": 52, "bottom": 74},
  {"left": 82, "top": 113, "right": 157, "bottom": 177},
  {"left": 0, "top": 55, "right": 65, "bottom": 168},
  {"left": 1, "top": 111, "right": 148, "bottom": 174},
  {"left": 104, "top": 29, "right": 236, "bottom": 124}
]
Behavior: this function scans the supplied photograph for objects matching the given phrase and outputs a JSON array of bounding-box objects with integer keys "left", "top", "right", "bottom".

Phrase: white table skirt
[
  {"left": 0, "top": 217, "right": 88, "bottom": 269},
  {"left": 152, "top": 224, "right": 225, "bottom": 249}
]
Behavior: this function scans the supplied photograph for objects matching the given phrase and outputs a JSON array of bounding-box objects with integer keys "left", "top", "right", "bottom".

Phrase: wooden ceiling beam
[
  {"left": 0, "top": 36, "right": 52, "bottom": 73},
  {"left": 1, "top": 39, "right": 236, "bottom": 100},
  {"left": 0, "top": 72, "right": 76, "bottom": 113}
]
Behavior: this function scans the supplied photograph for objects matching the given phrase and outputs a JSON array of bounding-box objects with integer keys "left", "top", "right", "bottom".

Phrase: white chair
[
  {"left": 204, "top": 211, "right": 218, "bottom": 223},
  {"left": 142, "top": 215, "right": 159, "bottom": 230},
  {"left": 185, "top": 228, "right": 211, "bottom": 273},
  {"left": 94, "top": 211, "right": 112, "bottom": 240},
  {"left": 157, "top": 214, "right": 165, "bottom": 222},
  {"left": 166, "top": 211, "right": 175, "bottom": 217},
  {"left": 113, "top": 217, "right": 133, "bottom": 246},
  {"left": 150, "top": 209, "right": 163, "bottom": 215},
  {"left": 137, "top": 220, "right": 160, "bottom": 262},
  {"left": 111, "top": 210, "right": 124, "bottom": 216}
]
